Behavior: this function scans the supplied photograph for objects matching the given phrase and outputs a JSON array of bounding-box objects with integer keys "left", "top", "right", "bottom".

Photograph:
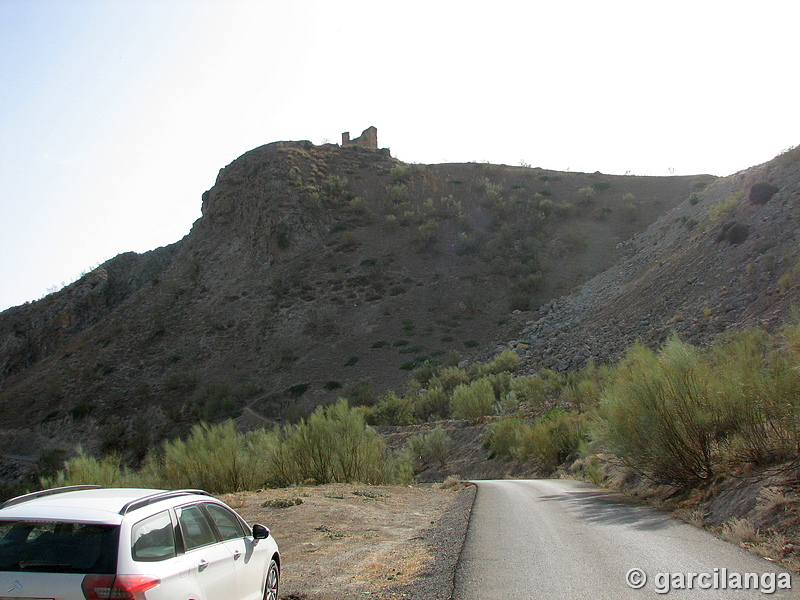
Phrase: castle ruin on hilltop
[{"left": 342, "top": 126, "right": 378, "bottom": 150}]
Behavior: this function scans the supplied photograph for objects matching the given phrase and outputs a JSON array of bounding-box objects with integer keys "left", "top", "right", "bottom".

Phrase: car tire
[{"left": 263, "top": 558, "right": 279, "bottom": 600}]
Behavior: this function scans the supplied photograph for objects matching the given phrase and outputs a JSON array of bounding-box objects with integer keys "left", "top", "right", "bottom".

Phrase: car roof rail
[
  {"left": 0, "top": 485, "right": 103, "bottom": 510},
  {"left": 119, "top": 489, "right": 211, "bottom": 515}
]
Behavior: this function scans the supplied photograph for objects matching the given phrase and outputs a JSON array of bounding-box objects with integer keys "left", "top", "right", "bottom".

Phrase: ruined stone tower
[{"left": 341, "top": 126, "right": 378, "bottom": 150}]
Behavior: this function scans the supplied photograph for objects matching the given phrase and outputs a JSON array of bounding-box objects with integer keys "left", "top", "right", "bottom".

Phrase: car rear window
[{"left": 0, "top": 520, "right": 119, "bottom": 574}]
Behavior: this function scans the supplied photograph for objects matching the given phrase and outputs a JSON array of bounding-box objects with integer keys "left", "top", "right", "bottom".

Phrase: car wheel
[{"left": 264, "top": 558, "right": 279, "bottom": 600}]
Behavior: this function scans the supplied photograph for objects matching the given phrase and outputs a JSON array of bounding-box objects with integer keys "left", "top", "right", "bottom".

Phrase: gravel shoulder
[{"left": 220, "top": 482, "right": 476, "bottom": 600}]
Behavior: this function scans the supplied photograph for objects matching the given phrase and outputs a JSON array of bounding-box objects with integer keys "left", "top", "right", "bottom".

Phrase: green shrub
[
  {"left": 41, "top": 449, "right": 131, "bottom": 489},
  {"left": 478, "top": 177, "right": 504, "bottom": 207},
  {"left": 46, "top": 401, "right": 405, "bottom": 493},
  {"left": 595, "top": 332, "right": 800, "bottom": 485},
  {"left": 345, "top": 378, "right": 375, "bottom": 406},
  {"left": 386, "top": 182, "right": 409, "bottom": 205},
  {"left": 483, "top": 417, "right": 527, "bottom": 460},
  {"left": 410, "top": 359, "right": 441, "bottom": 385},
  {"left": 522, "top": 409, "right": 587, "bottom": 473},
  {"left": 514, "top": 272, "right": 544, "bottom": 294},
  {"left": 415, "top": 219, "right": 439, "bottom": 250},
  {"left": 709, "top": 191, "right": 742, "bottom": 220},
  {"left": 474, "top": 350, "right": 521, "bottom": 376},
  {"left": 601, "top": 339, "right": 718, "bottom": 484},
  {"left": 286, "top": 400, "right": 389, "bottom": 484},
  {"left": 451, "top": 378, "right": 495, "bottom": 422},
  {"left": 778, "top": 258, "right": 800, "bottom": 291},
  {"left": 710, "top": 328, "right": 800, "bottom": 465},
  {"left": 389, "top": 164, "right": 411, "bottom": 183},
  {"left": 367, "top": 391, "right": 417, "bottom": 426},
  {"left": 188, "top": 379, "right": 245, "bottom": 421},
  {"left": 559, "top": 361, "right": 608, "bottom": 410},
  {"left": 509, "top": 370, "right": 563, "bottom": 404},
  {"left": 429, "top": 366, "right": 470, "bottom": 391},
  {"left": 554, "top": 202, "right": 573, "bottom": 218},
  {"left": 405, "top": 426, "right": 452, "bottom": 471},
  {"left": 347, "top": 196, "right": 371, "bottom": 217},
  {"left": 153, "top": 421, "right": 269, "bottom": 493},
  {"left": 400, "top": 358, "right": 426, "bottom": 371},
  {"left": 164, "top": 370, "right": 197, "bottom": 393},
  {"left": 275, "top": 225, "right": 292, "bottom": 249},
  {"left": 562, "top": 231, "right": 587, "bottom": 252},
  {"left": 622, "top": 202, "right": 638, "bottom": 222},
  {"left": 577, "top": 187, "right": 595, "bottom": 202},
  {"left": 484, "top": 410, "right": 586, "bottom": 472},
  {"left": 482, "top": 370, "right": 512, "bottom": 400},
  {"left": 337, "top": 231, "right": 360, "bottom": 251},
  {"left": 412, "top": 385, "right": 451, "bottom": 421},
  {"left": 321, "top": 175, "right": 350, "bottom": 202}
]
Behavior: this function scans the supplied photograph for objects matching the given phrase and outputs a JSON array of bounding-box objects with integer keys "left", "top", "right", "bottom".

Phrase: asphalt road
[{"left": 453, "top": 479, "right": 795, "bottom": 599}]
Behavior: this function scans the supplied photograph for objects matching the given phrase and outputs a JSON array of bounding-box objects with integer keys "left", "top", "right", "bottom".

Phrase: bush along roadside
[
  {"left": 40, "top": 322, "right": 800, "bottom": 503},
  {"left": 43, "top": 399, "right": 413, "bottom": 494}
]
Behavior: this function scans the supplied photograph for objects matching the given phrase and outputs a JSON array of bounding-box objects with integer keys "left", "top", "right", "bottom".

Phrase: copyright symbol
[{"left": 626, "top": 568, "right": 647, "bottom": 589}]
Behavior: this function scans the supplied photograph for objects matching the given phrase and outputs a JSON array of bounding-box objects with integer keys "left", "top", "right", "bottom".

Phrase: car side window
[
  {"left": 176, "top": 505, "right": 217, "bottom": 551},
  {"left": 204, "top": 503, "right": 246, "bottom": 541},
  {"left": 131, "top": 511, "right": 176, "bottom": 562}
]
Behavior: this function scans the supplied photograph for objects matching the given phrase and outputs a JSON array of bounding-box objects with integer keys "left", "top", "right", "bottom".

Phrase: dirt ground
[{"left": 220, "top": 483, "right": 468, "bottom": 600}]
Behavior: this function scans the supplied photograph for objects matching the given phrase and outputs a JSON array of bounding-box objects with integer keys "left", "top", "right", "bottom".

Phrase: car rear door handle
[{"left": 198, "top": 559, "right": 209, "bottom": 572}]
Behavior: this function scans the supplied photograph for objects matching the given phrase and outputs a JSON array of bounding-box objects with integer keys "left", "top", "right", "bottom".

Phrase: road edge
[{"left": 382, "top": 483, "right": 478, "bottom": 600}]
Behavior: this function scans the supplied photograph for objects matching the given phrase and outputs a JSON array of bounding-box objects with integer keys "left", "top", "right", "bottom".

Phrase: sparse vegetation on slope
[{"left": 0, "top": 140, "right": 704, "bottom": 476}]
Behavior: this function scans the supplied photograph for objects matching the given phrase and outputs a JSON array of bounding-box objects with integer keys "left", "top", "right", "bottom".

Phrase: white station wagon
[{"left": 0, "top": 486, "right": 279, "bottom": 600}]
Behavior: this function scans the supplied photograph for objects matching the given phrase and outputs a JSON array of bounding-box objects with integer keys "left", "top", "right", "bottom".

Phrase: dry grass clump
[
  {"left": 262, "top": 497, "right": 303, "bottom": 508},
  {"left": 437, "top": 474, "right": 470, "bottom": 491},
  {"left": 750, "top": 532, "right": 789, "bottom": 561},
  {"left": 757, "top": 486, "right": 792, "bottom": 513},
  {"left": 673, "top": 507, "right": 705, "bottom": 528},
  {"left": 720, "top": 517, "right": 763, "bottom": 546}
]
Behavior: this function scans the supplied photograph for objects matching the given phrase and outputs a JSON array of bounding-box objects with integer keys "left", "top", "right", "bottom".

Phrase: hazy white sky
[{"left": 1, "top": 0, "right": 798, "bottom": 311}]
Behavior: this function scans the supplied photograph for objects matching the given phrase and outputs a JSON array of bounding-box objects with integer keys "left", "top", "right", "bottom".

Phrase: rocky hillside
[
  {"left": 0, "top": 138, "right": 719, "bottom": 465},
  {"left": 490, "top": 147, "right": 800, "bottom": 374}
]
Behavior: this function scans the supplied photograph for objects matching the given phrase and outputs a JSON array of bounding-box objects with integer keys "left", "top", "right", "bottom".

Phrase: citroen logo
[{"left": 7, "top": 579, "right": 22, "bottom": 593}]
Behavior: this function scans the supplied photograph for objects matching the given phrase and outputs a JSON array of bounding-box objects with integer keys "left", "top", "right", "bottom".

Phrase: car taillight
[{"left": 81, "top": 574, "right": 161, "bottom": 600}]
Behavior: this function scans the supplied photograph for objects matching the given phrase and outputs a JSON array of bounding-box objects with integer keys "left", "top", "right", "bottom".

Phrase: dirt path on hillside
[{"left": 220, "top": 483, "right": 475, "bottom": 600}]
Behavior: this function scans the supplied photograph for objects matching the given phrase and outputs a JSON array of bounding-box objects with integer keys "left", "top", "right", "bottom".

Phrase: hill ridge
[{"left": 1, "top": 138, "right": 775, "bottom": 469}]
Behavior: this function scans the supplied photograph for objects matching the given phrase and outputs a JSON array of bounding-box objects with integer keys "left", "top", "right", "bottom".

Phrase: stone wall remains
[{"left": 341, "top": 126, "right": 378, "bottom": 150}]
